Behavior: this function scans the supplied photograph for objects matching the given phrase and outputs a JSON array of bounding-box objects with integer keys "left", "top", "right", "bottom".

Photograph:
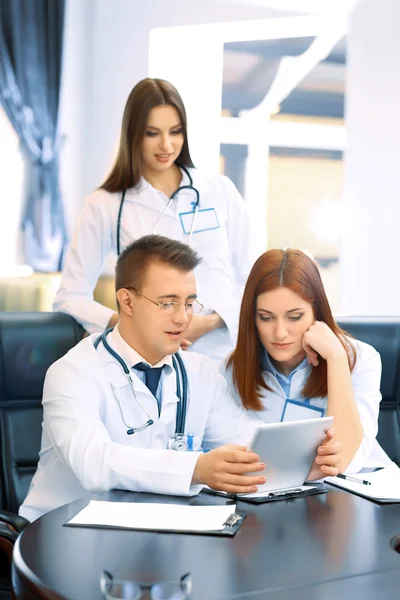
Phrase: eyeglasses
[
  {"left": 127, "top": 288, "right": 203, "bottom": 316},
  {"left": 100, "top": 570, "right": 192, "bottom": 600}
]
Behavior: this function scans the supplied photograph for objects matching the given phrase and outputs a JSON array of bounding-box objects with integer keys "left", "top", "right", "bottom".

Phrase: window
[{"left": 0, "top": 105, "right": 25, "bottom": 272}]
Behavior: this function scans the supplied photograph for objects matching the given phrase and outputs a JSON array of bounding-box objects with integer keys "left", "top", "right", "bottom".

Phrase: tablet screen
[{"left": 247, "top": 416, "right": 334, "bottom": 493}]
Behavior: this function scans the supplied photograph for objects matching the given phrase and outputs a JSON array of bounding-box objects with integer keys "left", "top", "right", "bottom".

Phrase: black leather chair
[
  {"left": 0, "top": 312, "right": 83, "bottom": 598},
  {"left": 337, "top": 317, "right": 400, "bottom": 465},
  {"left": 0, "top": 312, "right": 83, "bottom": 513}
]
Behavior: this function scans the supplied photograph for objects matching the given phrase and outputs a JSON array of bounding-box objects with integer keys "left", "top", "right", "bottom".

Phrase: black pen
[
  {"left": 337, "top": 473, "right": 371, "bottom": 486},
  {"left": 268, "top": 488, "right": 304, "bottom": 498}
]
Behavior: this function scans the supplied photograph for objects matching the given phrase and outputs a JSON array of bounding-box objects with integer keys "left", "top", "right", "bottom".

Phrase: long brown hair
[
  {"left": 101, "top": 78, "right": 194, "bottom": 192},
  {"left": 227, "top": 249, "right": 356, "bottom": 411}
]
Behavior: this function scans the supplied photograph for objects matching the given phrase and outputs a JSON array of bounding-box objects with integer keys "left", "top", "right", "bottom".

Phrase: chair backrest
[
  {"left": 337, "top": 317, "right": 400, "bottom": 465},
  {"left": 0, "top": 313, "right": 83, "bottom": 512}
]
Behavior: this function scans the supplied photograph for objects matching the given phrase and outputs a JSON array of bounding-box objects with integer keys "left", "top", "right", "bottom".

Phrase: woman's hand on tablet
[
  {"left": 307, "top": 428, "right": 343, "bottom": 480},
  {"left": 192, "top": 444, "right": 266, "bottom": 493}
]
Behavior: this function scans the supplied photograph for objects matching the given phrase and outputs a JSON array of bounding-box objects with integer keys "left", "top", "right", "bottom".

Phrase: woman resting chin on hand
[{"left": 221, "top": 248, "right": 390, "bottom": 477}]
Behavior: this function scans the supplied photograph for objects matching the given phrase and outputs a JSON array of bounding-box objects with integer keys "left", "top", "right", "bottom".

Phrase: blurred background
[{"left": 0, "top": 0, "right": 398, "bottom": 316}]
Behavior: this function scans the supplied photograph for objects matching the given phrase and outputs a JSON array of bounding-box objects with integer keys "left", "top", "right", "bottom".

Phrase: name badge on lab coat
[
  {"left": 179, "top": 208, "right": 220, "bottom": 235},
  {"left": 281, "top": 399, "right": 325, "bottom": 422}
]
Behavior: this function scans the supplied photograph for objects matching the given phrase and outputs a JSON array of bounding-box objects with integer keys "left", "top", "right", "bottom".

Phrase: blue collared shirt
[{"left": 261, "top": 350, "right": 309, "bottom": 399}]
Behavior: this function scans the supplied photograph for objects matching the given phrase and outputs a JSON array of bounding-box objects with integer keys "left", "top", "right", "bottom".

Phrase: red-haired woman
[{"left": 223, "top": 249, "right": 390, "bottom": 475}]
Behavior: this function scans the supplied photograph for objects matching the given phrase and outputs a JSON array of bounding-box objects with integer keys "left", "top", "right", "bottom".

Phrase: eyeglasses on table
[{"left": 100, "top": 570, "right": 192, "bottom": 599}]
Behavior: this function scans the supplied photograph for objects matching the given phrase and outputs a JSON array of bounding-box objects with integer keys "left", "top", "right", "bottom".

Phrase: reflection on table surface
[{"left": 12, "top": 488, "right": 400, "bottom": 600}]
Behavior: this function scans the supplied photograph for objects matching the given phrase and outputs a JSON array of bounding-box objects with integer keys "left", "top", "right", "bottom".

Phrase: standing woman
[
  {"left": 223, "top": 249, "right": 390, "bottom": 474},
  {"left": 54, "top": 78, "right": 258, "bottom": 361}
]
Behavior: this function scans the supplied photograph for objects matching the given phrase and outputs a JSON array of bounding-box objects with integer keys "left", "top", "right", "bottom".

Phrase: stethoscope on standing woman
[
  {"left": 94, "top": 328, "right": 192, "bottom": 451},
  {"left": 116, "top": 164, "right": 200, "bottom": 255}
]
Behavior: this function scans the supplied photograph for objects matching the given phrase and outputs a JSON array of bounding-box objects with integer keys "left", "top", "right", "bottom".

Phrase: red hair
[{"left": 227, "top": 249, "right": 356, "bottom": 411}]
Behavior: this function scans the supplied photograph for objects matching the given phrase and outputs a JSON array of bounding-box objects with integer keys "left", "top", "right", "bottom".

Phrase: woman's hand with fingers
[
  {"left": 302, "top": 321, "right": 346, "bottom": 365},
  {"left": 307, "top": 428, "right": 343, "bottom": 480},
  {"left": 181, "top": 313, "right": 225, "bottom": 350}
]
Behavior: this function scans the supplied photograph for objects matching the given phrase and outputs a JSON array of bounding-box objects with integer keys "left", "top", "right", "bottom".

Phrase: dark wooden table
[{"left": 12, "top": 488, "right": 400, "bottom": 599}]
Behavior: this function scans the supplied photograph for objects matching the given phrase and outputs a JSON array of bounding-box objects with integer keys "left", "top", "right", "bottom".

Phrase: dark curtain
[{"left": 0, "top": 0, "right": 67, "bottom": 271}]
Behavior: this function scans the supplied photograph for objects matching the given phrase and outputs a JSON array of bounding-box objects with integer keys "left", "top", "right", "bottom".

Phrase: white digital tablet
[{"left": 244, "top": 416, "right": 334, "bottom": 494}]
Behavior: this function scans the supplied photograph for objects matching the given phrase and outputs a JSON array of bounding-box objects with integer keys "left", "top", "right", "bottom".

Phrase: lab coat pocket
[{"left": 189, "top": 218, "right": 230, "bottom": 261}]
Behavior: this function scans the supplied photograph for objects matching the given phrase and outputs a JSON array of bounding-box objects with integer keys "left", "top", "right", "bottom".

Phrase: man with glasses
[{"left": 20, "top": 235, "right": 268, "bottom": 522}]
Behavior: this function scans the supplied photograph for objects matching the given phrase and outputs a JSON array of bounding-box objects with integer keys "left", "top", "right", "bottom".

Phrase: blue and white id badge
[
  {"left": 281, "top": 399, "right": 324, "bottom": 422},
  {"left": 179, "top": 208, "right": 220, "bottom": 235}
]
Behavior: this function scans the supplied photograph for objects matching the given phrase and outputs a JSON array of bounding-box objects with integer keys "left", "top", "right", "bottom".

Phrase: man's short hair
[{"left": 115, "top": 235, "right": 202, "bottom": 309}]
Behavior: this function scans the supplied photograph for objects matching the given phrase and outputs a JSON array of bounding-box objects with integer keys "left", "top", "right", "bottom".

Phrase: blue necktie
[{"left": 134, "top": 362, "right": 164, "bottom": 400}]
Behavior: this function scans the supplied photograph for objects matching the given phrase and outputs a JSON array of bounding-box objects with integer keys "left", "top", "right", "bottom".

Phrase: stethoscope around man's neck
[
  {"left": 94, "top": 328, "right": 188, "bottom": 435},
  {"left": 116, "top": 164, "right": 200, "bottom": 255}
]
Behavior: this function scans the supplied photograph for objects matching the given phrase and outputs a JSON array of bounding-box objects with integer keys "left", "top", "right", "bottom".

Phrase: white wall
[
  {"left": 0, "top": 108, "right": 24, "bottom": 270},
  {"left": 340, "top": 0, "right": 400, "bottom": 315},
  {"left": 59, "top": 0, "right": 288, "bottom": 232}
]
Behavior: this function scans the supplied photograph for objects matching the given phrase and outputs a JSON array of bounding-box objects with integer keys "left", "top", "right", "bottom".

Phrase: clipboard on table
[
  {"left": 325, "top": 462, "right": 400, "bottom": 504},
  {"left": 64, "top": 500, "right": 246, "bottom": 537},
  {"left": 202, "top": 483, "right": 328, "bottom": 504}
]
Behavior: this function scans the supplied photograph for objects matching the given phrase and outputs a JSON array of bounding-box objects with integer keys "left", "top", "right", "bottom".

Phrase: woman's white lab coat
[
  {"left": 222, "top": 339, "right": 391, "bottom": 473},
  {"left": 19, "top": 334, "right": 256, "bottom": 522},
  {"left": 54, "top": 168, "right": 259, "bottom": 361}
]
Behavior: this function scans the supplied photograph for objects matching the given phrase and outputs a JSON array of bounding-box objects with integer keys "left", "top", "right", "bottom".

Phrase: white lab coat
[
  {"left": 222, "top": 339, "right": 391, "bottom": 473},
  {"left": 54, "top": 168, "right": 260, "bottom": 361},
  {"left": 19, "top": 332, "right": 257, "bottom": 522}
]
